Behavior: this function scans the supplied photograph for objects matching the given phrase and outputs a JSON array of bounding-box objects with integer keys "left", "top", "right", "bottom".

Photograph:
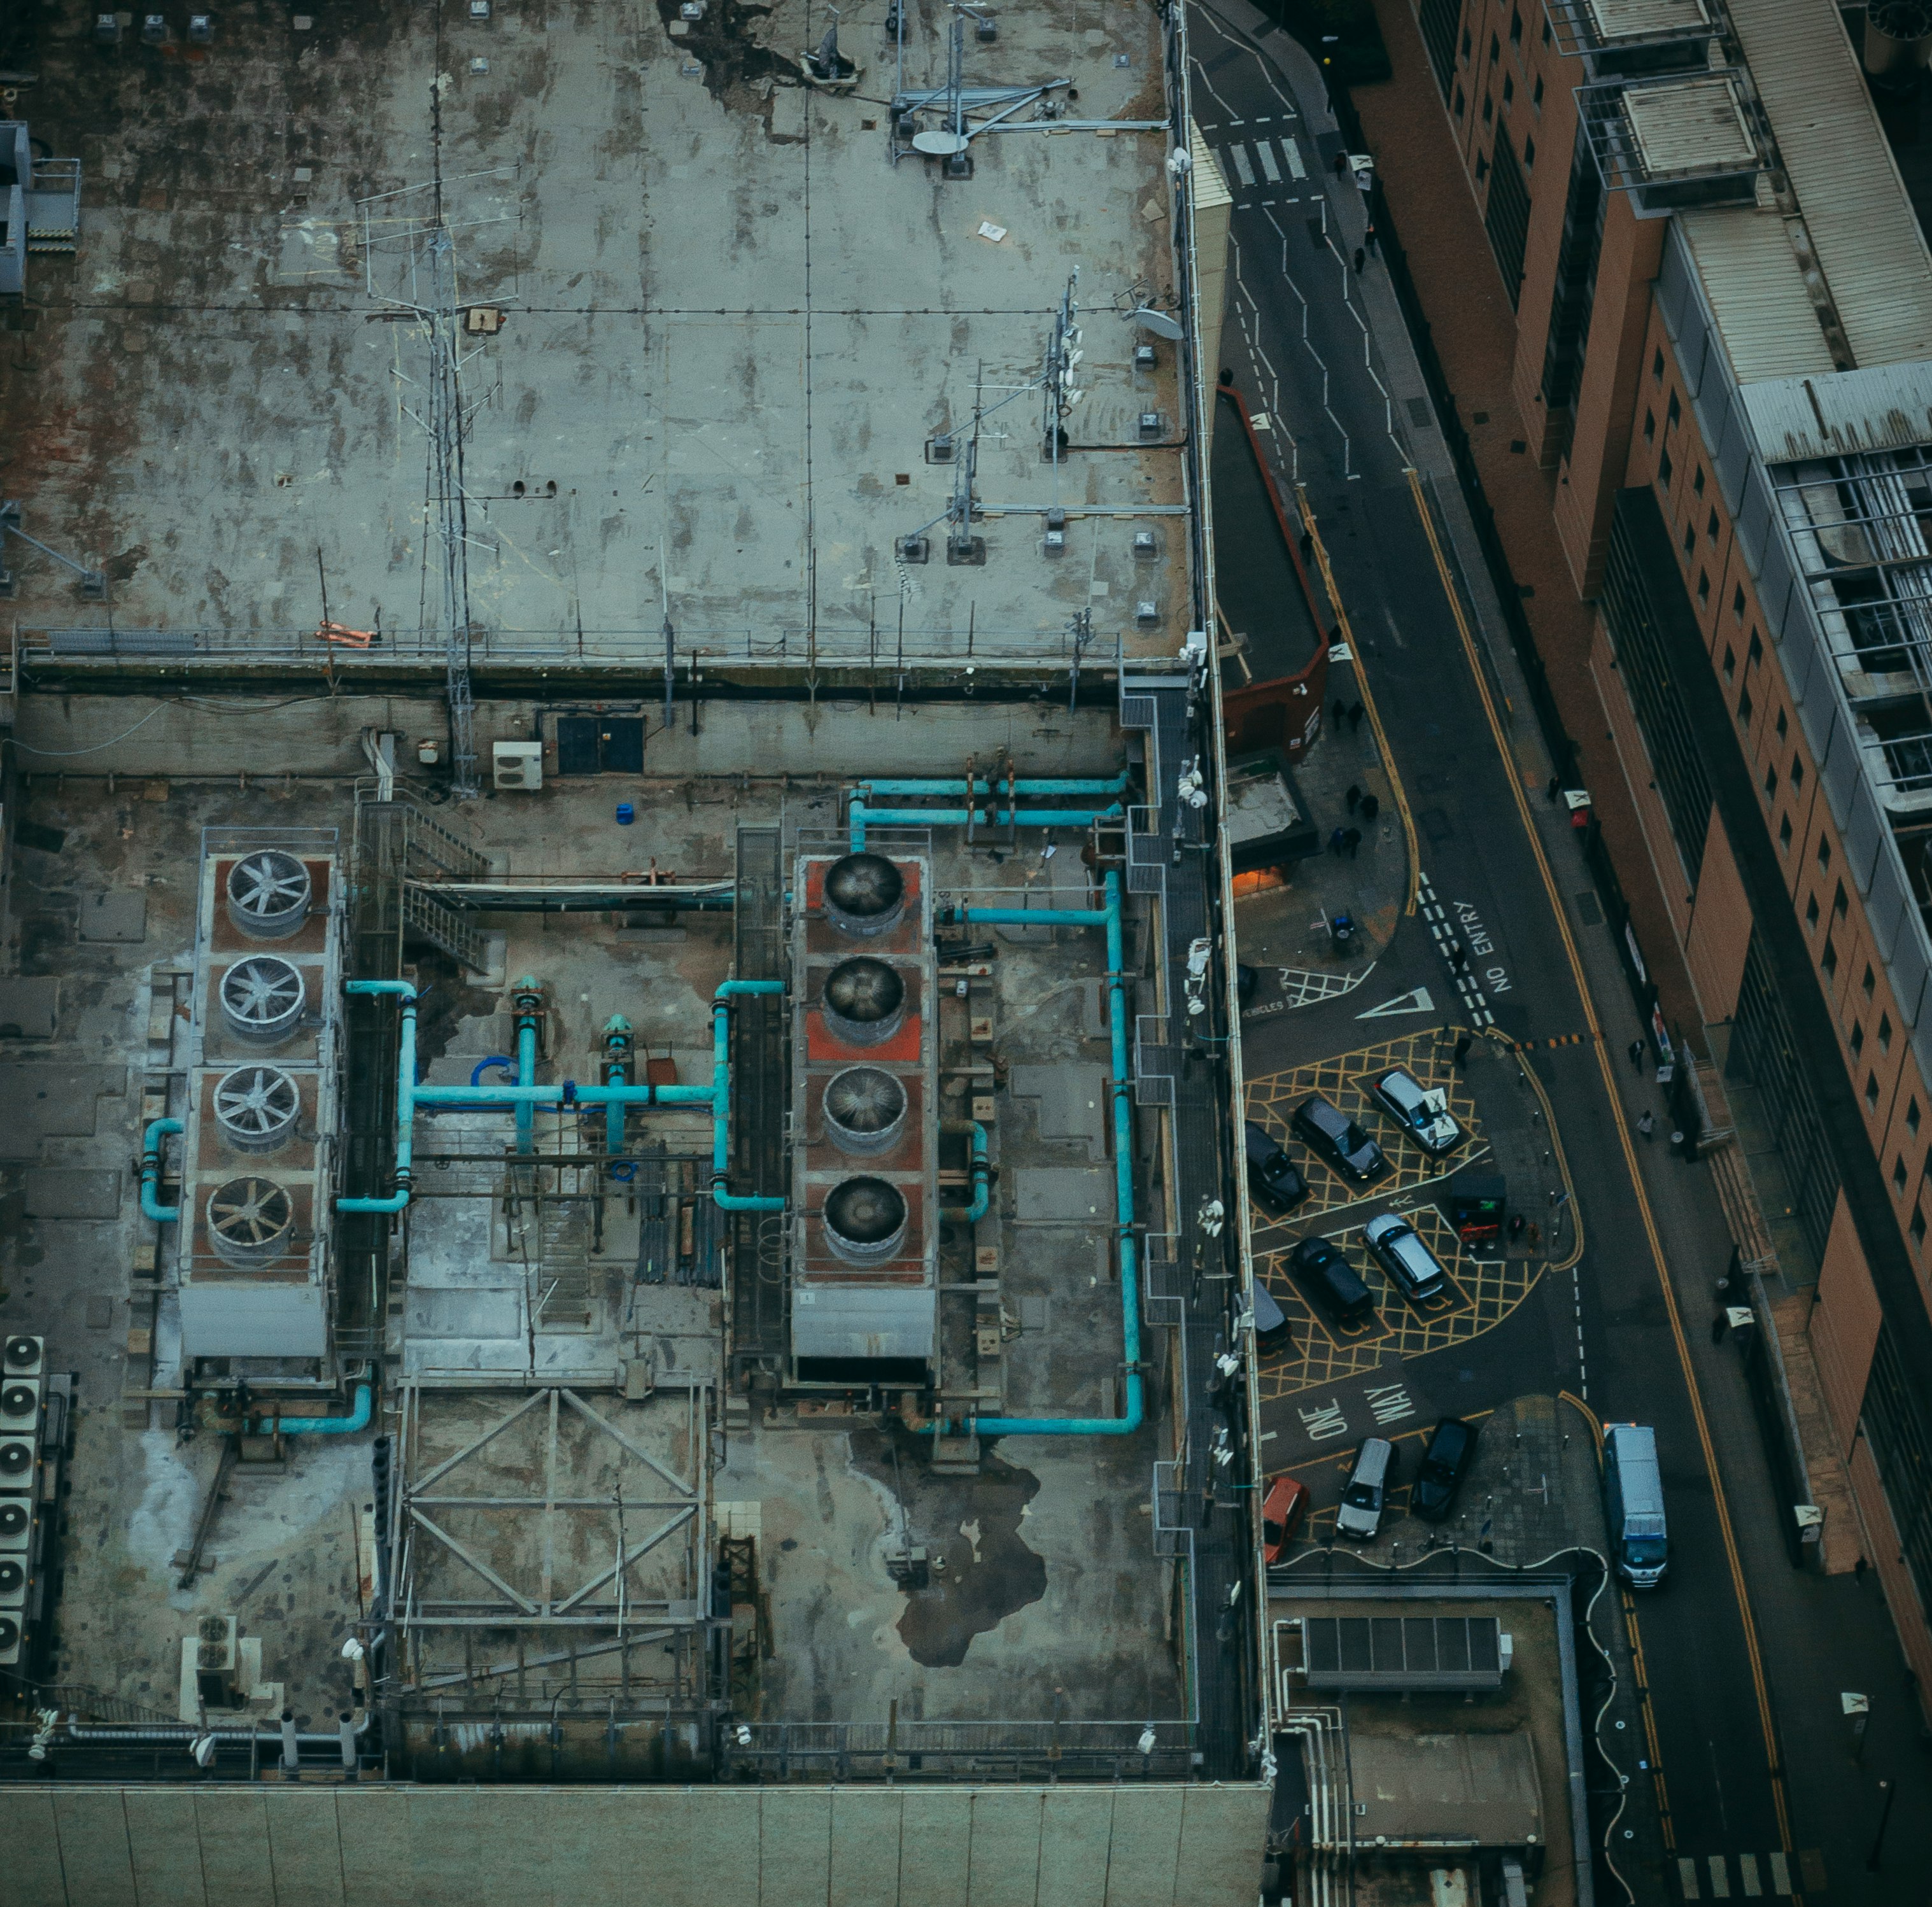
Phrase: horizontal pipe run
[
  {"left": 267, "top": 1384, "right": 372, "bottom": 1436},
  {"left": 139, "top": 1116, "right": 183, "bottom": 1223},
  {"left": 858, "top": 771, "right": 1133, "bottom": 797},
  {"left": 849, "top": 798, "right": 1122, "bottom": 851}
]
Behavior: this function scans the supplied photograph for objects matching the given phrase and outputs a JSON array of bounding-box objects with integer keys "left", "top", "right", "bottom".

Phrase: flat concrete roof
[{"left": 4, "top": 0, "right": 1195, "bottom": 669}]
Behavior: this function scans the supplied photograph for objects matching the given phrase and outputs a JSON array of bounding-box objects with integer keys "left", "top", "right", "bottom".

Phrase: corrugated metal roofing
[
  {"left": 1727, "top": 0, "right": 1932, "bottom": 368},
  {"left": 1586, "top": 0, "right": 1709, "bottom": 40},
  {"left": 1625, "top": 76, "right": 1756, "bottom": 177},
  {"left": 1741, "top": 362, "right": 1932, "bottom": 463},
  {"left": 1679, "top": 208, "right": 1837, "bottom": 384}
]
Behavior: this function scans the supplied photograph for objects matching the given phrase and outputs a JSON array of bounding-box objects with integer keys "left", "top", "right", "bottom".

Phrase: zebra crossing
[
  {"left": 1675, "top": 1851, "right": 1795, "bottom": 1899},
  {"left": 1206, "top": 132, "right": 1309, "bottom": 201}
]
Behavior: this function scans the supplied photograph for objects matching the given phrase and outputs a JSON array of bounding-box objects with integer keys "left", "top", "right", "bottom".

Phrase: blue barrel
[{"left": 616, "top": 801, "right": 635, "bottom": 826}]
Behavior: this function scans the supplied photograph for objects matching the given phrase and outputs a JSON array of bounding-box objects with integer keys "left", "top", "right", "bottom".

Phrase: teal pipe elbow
[
  {"left": 337, "top": 987, "right": 416, "bottom": 1215},
  {"left": 140, "top": 1116, "right": 183, "bottom": 1223},
  {"left": 940, "top": 1120, "right": 990, "bottom": 1223},
  {"left": 710, "top": 980, "right": 787, "bottom": 1211},
  {"left": 272, "top": 1384, "right": 372, "bottom": 1435},
  {"left": 950, "top": 873, "right": 1145, "bottom": 1441},
  {"left": 346, "top": 980, "right": 418, "bottom": 999}
]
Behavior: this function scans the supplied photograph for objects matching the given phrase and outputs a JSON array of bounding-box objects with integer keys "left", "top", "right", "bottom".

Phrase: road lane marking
[
  {"left": 1229, "top": 143, "right": 1256, "bottom": 187},
  {"left": 1768, "top": 1853, "right": 1790, "bottom": 1894},
  {"left": 1257, "top": 139, "right": 1281, "bottom": 183},
  {"left": 1355, "top": 986, "right": 1433, "bottom": 1018},
  {"left": 1283, "top": 135, "right": 1306, "bottom": 179},
  {"left": 1709, "top": 1855, "right": 1731, "bottom": 1898},
  {"left": 1740, "top": 1852, "right": 1763, "bottom": 1897},
  {"left": 1679, "top": 1859, "right": 1700, "bottom": 1899}
]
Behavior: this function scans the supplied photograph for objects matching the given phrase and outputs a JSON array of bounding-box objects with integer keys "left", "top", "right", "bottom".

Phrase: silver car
[
  {"left": 1336, "top": 1437, "right": 1395, "bottom": 1540},
  {"left": 1363, "top": 1212, "right": 1450, "bottom": 1305},
  {"left": 1369, "top": 1066, "right": 1463, "bottom": 1158}
]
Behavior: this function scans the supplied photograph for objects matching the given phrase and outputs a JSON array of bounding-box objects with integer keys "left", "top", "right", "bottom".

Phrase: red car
[{"left": 1260, "top": 1475, "right": 1309, "bottom": 1565}]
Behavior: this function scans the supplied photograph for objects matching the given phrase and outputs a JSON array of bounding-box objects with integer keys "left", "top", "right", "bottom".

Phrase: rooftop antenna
[
  {"left": 892, "top": 6, "right": 1069, "bottom": 172},
  {"left": 802, "top": 4, "right": 858, "bottom": 85},
  {"left": 1041, "top": 268, "right": 1082, "bottom": 474},
  {"left": 660, "top": 547, "right": 675, "bottom": 735}
]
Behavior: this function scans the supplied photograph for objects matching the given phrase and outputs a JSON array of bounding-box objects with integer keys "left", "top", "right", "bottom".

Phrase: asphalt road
[{"left": 1188, "top": 6, "right": 1798, "bottom": 1896}]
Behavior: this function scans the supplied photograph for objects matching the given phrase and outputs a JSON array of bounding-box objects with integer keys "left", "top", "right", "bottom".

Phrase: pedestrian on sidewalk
[
  {"left": 1328, "top": 827, "right": 1346, "bottom": 857},
  {"left": 1343, "top": 827, "right": 1362, "bottom": 859},
  {"left": 1352, "top": 246, "right": 1365, "bottom": 275},
  {"left": 1628, "top": 1038, "right": 1645, "bottom": 1074},
  {"left": 1332, "top": 150, "right": 1348, "bottom": 179},
  {"left": 1711, "top": 1311, "right": 1730, "bottom": 1345},
  {"left": 1360, "top": 792, "right": 1380, "bottom": 824},
  {"left": 1507, "top": 1213, "right": 1525, "bottom": 1244},
  {"left": 1345, "top": 785, "right": 1362, "bottom": 814},
  {"left": 1348, "top": 701, "right": 1365, "bottom": 733},
  {"left": 1300, "top": 529, "right": 1315, "bottom": 559},
  {"left": 1364, "top": 222, "right": 1378, "bottom": 255},
  {"left": 1332, "top": 697, "right": 1347, "bottom": 728},
  {"left": 1453, "top": 1032, "right": 1473, "bottom": 1067},
  {"left": 1546, "top": 775, "right": 1561, "bottom": 803},
  {"left": 1637, "top": 1109, "right": 1655, "bottom": 1142},
  {"left": 1527, "top": 1221, "right": 1541, "bottom": 1249}
]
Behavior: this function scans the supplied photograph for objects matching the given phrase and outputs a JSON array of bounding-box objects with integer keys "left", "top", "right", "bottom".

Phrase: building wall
[
  {"left": 1684, "top": 810, "right": 1752, "bottom": 1026},
  {"left": 1848, "top": 1434, "right": 1932, "bottom": 1706},
  {"left": 0, "top": 1782, "right": 1273, "bottom": 1907},
  {"left": 1812, "top": 1193, "right": 1883, "bottom": 1455}
]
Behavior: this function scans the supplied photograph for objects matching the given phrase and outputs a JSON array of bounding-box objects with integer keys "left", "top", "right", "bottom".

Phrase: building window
[
  {"left": 1455, "top": 83, "right": 1466, "bottom": 117},
  {"left": 1682, "top": 524, "right": 1696, "bottom": 559},
  {"left": 1659, "top": 450, "right": 1674, "bottom": 487},
  {"left": 1693, "top": 467, "right": 1706, "bottom": 497},
  {"left": 1748, "top": 631, "right": 1763, "bottom": 667},
  {"left": 1490, "top": 31, "right": 1500, "bottom": 62},
  {"left": 1791, "top": 757, "right": 1804, "bottom": 791},
  {"left": 1865, "top": 963, "right": 1878, "bottom": 999},
  {"left": 1502, "top": 74, "right": 1514, "bottom": 107},
  {"left": 1881, "top": 1013, "right": 1894, "bottom": 1052},
  {"left": 1868, "top": 1072, "right": 1881, "bottom": 1112},
  {"left": 1817, "top": 839, "right": 1831, "bottom": 874},
  {"left": 1723, "top": 645, "right": 1736, "bottom": 680},
  {"left": 1764, "top": 766, "right": 1778, "bottom": 801},
  {"left": 1482, "top": 94, "right": 1494, "bottom": 125},
  {"left": 1737, "top": 688, "right": 1752, "bottom": 727},
  {"left": 1542, "top": 15, "right": 1553, "bottom": 44},
  {"left": 1910, "top": 1097, "right": 1922, "bottom": 1136},
  {"left": 1653, "top": 348, "right": 1664, "bottom": 383},
  {"left": 1707, "top": 507, "right": 1720, "bottom": 544},
  {"left": 1533, "top": 74, "right": 1544, "bottom": 108},
  {"left": 1524, "top": 135, "right": 1535, "bottom": 168},
  {"left": 1835, "top": 879, "right": 1849, "bottom": 921},
  {"left": 1667, "top": 391, "right": 1681, "bottom": 429},
  {"left": 1462, "top": 26, "right": 1472, "bottom": 57},
  {"left": 1913, "top": 1205, "right": 1927, "bottom": 1246},
  {"left": 1698, "top": 570, "right": 1712, "bottom": 607},
  {"left": 1510, "top": 6, "right": 1523, "bottom": 44},
  {"left": 1644, "top": 409, "right": 1656, "bottom": 444},
  {"left": 1861, "top": 1324, "right": 1932, "bottom": 1632},
  {"left": 1806, "top": 894, "right": 1820, "bottom": 931},
  {"left": 1780, "top": 814, "right": 1793, "bottom": 852},
  {"left": 1777, "top": 708, "right": 1789, "bottom": 740},
  {"left": 1732, "top": 584, "right": 1745, "bottom": 623},
  {"left": 1896, "top": 1154, "right": 1909, "bottom": 1193},
  {"left": 1476, "top": 150, "right": 1490, "bottom": 181},
  {"left": 1852, "top": 1021, "right": 1866, "bottom": 1057},
  {"left": 1824, "top": 937, "right": 1839, "bottom": 978}
]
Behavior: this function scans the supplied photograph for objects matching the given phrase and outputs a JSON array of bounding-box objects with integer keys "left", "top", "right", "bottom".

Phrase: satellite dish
[
  {"left": 912, "top": 129, "right": 970, "bottom": 155},
  {"left": 1132, "top": 306, "right": 1185, "bottom": 342}
]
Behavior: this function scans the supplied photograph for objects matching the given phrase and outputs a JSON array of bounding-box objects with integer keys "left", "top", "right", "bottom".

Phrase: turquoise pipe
[
  {"left": 945, "top": 870, "right": 1143, "bottom": 1439},
  {"left": 338, "top": 982, "right": 418, "bottom": 1214},
  {"left": 849, "top": 799, "right": 1123, "bottom": 851},
  {"left": 858, "top": 771, "right": 1133, "bottom": 797},
  {"left": 270, "top": 1384, "right": 372, "bottom": 1436},
  {"left": 603, "top": 1015, "right": 631, "bottom": 1156},
  {"left": 139, "top": 1116, "right": 183, "bottom": 1223},
  {"left": 711, "top": 980, "right": 787, "bottom": 1211},
  {"left": 939, "top": 1120, "right": 990, "bottom": 1223},
  {"left": 514, "top": 983, "right": 541, "bottom": 1157}
]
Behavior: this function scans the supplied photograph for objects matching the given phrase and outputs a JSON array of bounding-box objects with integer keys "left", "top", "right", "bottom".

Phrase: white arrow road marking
[{"left": 1356, "top": 986, "right": 1435, "bottom": 1020}]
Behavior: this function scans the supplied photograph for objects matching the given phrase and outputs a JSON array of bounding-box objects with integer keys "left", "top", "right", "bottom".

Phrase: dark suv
[
  {"left": 1411, "top": 1417, "right": 1479, "bottom": 1521},
  {"left": 1245, "top": 1120, "right": 1309, "bottom": 1214},
  {"left": 1291, "top": 1094, "right": 1389, "bottom": 1184},
  {"left": 1287, "top": 1235, "right": 1376, "bottom": 1328}
]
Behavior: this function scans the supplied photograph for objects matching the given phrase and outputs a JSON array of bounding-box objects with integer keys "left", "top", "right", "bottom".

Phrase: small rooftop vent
[
  {"left": 225, "top": 850, "right": 312, "bottom": 941},
  {"left": 0, "top": 1437, "right": 35, "bottom": 1482},
  {"left": 822, "top": 1066, "right": 910, "bottom": 1156},
  {"left": 821, "top": 957, "right": 906, "bottom": 1047},
  {"left": 823, "top": 852, "right": 906, "bottom": 938},
  {"left": 0, "top": 1501, "right": 29, "bottom": 1542},
  {"left": 0, "top": 1383, "right": 36, "bottom": 1424},
  {"left": 2, "top": 1337, "right": 42, "bottom": 1377},
  {"left": 823, "top": 1176, "right": 909, "bottom": 1264}
]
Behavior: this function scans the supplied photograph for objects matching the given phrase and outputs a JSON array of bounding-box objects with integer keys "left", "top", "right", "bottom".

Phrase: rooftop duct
[
  {"left": 821, "top": 956, "right": 906, "bottom": 1047},
  {"left": 822, "top": 1176, "right": 908, "bottom": 1264},
  {"left": 822, "top": 1065, "right": 909, "bottom": 1156},
  {"left": 822, "top": 852, "right": 906, "bottom": 938}
]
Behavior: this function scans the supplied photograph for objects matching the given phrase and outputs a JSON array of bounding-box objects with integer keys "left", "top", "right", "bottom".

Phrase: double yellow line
[{"left": 1404, "top": 467, "right": 1798, "bottom": 1864}]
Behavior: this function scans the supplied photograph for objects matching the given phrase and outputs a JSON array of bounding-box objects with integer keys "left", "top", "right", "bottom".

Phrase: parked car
[
  {"left": 1336, "top": 1437, "right": 1396, "bottom": 1540},
  {"left": 1245, "top": 1120, "right": 1309, "bottom": 1214},
  {"left": 1260, "top": 1475, "right": 1310, "bottom": 1564},
  {"left": 1287, "top": 1235, "right": 1376, "bottom": 1329},
  {"left": 1362, "top": 1212, "right": 1451, "bottom": 1305},
  {"left": 1291, "top": 1094, "right": 1389, "bottom": 1183},
  {"left": 1236, "top": 962, "right": 1260, "bottom": 1008},
  {"left": 1369, "top": 1066, "right": 1464, "bottom": 1158},
  {"left": 1250, "top": 1279, "right": 1295, "bottom": 1357},
  {"left": 1411, "top": 1417, "right": 1478, "bottom": 1521}
]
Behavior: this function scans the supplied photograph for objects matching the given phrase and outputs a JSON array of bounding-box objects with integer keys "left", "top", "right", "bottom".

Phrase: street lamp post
[{"left": 1866, "top": 1778, "right": 1896, "bottom": 1873}]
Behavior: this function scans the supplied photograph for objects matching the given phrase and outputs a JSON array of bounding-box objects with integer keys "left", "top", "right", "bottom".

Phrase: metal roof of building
[
  {"left": 1585, "top": 0, "right": 1710, "bottom": 40},
  {"left": 1679, "top": 208, "right": 1837, "bottom": 384},
  {"left": 1726, "top": 0, "right": 1932, "bottom": 369},
  {"left": 1741, "top": 362, "right": 1932, "bottom": 463},
  {"left": 1624, "top": 75, "right": 1756, "bottom": 178}
]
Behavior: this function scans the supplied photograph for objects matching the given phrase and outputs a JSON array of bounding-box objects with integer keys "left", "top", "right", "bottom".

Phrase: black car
[
  {"left": 1287, "top": 1235, "right": 1376, "bottom": 1328},
  {"left": 1411, "top": 1417, "right": 1479, "bottom": 1521},
  {"left": 1245, "top": 1120, "right": 1309, "bottom": 1214},
  {"left": 1291, "top": 1094, "right": 1390, "bottom": 1184}
]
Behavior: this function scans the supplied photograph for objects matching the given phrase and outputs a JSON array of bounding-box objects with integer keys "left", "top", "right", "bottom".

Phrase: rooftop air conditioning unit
[
  {"left": 194, "top": 1613, "right": 239, "bottom": 1710},
  {"left": 493, "top": 740, "right": 544, "bottom": 792}
]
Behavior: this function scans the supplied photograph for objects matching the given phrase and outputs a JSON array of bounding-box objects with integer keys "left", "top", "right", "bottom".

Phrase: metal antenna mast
[
  {"left": 1041, "top": 269, "right": 1081, "bottom": 476},
  {"left": 424, "top": 225, "right": 479, "bottom": 800}
]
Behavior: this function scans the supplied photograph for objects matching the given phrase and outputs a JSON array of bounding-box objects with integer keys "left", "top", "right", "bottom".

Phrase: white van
[{"left": 1336, "top": 1437, "right": 1396, "bottom": 1540}]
